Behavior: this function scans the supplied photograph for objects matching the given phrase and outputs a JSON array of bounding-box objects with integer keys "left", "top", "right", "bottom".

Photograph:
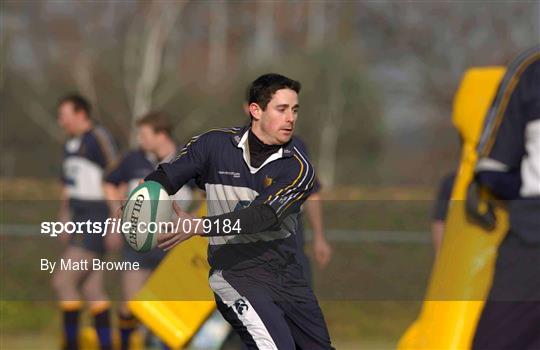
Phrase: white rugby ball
[{"left": 121, "top": 181, "right": 172, "bottom": 252}]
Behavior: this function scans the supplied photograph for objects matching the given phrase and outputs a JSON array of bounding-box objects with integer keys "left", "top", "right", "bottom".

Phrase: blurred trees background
[{"left": 1, "top": 1, "right": 538, "bottom": 187}]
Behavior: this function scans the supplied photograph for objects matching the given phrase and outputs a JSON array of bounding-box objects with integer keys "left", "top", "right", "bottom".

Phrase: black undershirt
[{"left": 248, "top": 129, "right": 282, "bottom": 168}]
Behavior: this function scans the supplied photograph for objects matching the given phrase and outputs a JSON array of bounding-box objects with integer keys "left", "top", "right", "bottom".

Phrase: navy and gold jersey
[
  {"left": 160, "top": 126, "right": 316, "bottom": 271},
  {"left": 294, "top": 136, "right": 321, "bottom": 193},
  {"left": 106, "top": 148, "right": 196, "bottom": 206},
  {"left": 105, "top": 149, "right": 156, "bottom": 194},
  {"left": 477, "top": 46, "right": 540, "bottom": 242},
  {"left": 62, "top": 126, "right": 118, "bottom": 202}
]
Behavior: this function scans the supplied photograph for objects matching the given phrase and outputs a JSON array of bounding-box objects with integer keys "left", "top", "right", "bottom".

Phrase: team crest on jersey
[
  {"left": 233, "top": 298, "right": 249, "bottom": 315},
  {"left": 264, "top": 175, "right": 273, "bottom": 188}
]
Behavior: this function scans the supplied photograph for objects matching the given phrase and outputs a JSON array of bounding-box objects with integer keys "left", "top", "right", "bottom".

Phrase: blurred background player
[
  {"left": 293, "top": 139, "right": 332, "bottom": 283},
  {"left": 242, "top": 102, "right": 332, "bottom": 284},
  {"left": 103, "top": 111, "right": 195, "bottom": 350},
  {"left": 431, "top": 171, "right": 456, "bottom": 256},
  {"left": 53, "top": 94, "right": 118, "bottom": 350},
  {"left": 472, "top": 46, "right": 540, "bottom": 349}
]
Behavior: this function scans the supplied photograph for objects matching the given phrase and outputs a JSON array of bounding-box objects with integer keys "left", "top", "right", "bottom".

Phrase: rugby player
[
  {"left": 144, "top": 74, "right": 334, "bottom": 349},
  {"left": 53, "top": 94, "right": 118, "bottom": 350},
  {"left": 472, "top": 46, "right": 540, "bottom": 349},
  {"left": 242, "top": 102, "right": 332, "bottom": 283},
  {"left": 104, "top": 112, "right": 196, "bottom": 350}
]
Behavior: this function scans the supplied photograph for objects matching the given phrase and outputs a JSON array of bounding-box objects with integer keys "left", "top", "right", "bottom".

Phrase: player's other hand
[
  {"left": 157, "top": 202, "right": 200, "bottom": 251},
  {"left": 105, "top": 203, "right": 124, "bottom": 252},
  {"left": 313, "top": 236, "right": 332, "bottom": 269}
]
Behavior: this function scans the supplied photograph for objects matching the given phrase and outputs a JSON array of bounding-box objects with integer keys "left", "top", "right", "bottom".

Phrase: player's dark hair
[
  {"left": 136, "top": 111, "right": 173, "bottom": 137},
  {"left": 58, "top": 94, "right": 92, "bottom": 118},
  {"left": 247, "top": 73, "right": 301, "bottom": 112}
]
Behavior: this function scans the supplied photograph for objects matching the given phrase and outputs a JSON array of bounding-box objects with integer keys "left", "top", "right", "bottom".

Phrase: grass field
[
  {"left": 1, "top": 178, "right": 435, "bottom": 349},
  {"left": 1, "top": 240, "right": 431, "bottom": 348},
  {"left": 0, "top": 302, "right": 419, "bottom": 349}
]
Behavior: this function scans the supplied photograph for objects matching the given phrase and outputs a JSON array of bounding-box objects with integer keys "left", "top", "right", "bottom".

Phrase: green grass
[
  {"left": 1, "top": 239, "right": 430, "bottom": 347},
  {"left": 321, "top": 301, "right": 421, "bottom": 345},
  {"left": 1, "top": 179, "right": 434, "bottom": 348},
  {"left": 0, "top": 302, "right": 414, "bottom": 349}
]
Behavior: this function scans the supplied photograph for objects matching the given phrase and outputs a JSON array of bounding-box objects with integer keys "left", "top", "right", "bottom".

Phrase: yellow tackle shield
[
  {"left": 129, "top": 202, "right": 215, "bottom": 349},
  {"left": 398, "top": 66, "right": 508, "bottom": 349}
]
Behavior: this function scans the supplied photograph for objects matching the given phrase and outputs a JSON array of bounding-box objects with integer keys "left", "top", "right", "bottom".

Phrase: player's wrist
[
  {"left": 191, "top": 218, "right": 204, "bottom": 236},
  {"left": 313, "top": 231, "right": 326, "bottom": 241},
  {"left": 172, "top": 217, "right": 204, "bottom": 236}
]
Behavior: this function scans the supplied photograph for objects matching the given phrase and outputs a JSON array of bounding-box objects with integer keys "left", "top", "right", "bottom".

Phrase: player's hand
[
  {"left": 157, "top": 202, "right": 200, "bottom": 251},
  {"left": 105, "top": 202, "right": 124, "bottom": 252},
  {"left": 115, "top": 204, "right": 123, "bottom": 221},
  {"left": 313, "top": 236, "right": 332, "bottom": 268}
]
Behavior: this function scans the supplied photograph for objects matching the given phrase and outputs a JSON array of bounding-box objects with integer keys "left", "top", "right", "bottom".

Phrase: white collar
[{"left": 237, "top": 131, "right": 283, "bottom": 174}]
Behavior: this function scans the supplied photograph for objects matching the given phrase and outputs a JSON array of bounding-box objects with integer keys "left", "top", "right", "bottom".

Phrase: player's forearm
[
  {"left": 145, "top": 167, "right": 177, "bottom": 195},
  {"left": 146, "top": 167, "right": 282, "bottom": 235},
  {"left": 145, "top": 169, "right": 281, "bottom": 236},
  {"left": 201, "top": 204, "right": 279, "bottom": 236},
  {"left": 103, "top": 182, "right": 122, "bottom": 215},
  {"left": 305, "top": 194, "right": 325, "bottom": 239}
]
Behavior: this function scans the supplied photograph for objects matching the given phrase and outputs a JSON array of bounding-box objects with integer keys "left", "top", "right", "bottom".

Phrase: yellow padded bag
[
  {"left": 398, "top": 66, "right": 507, "bottom": 349},
  {"left": 129, "top": 201, "right": 215, "bottom": 349}
]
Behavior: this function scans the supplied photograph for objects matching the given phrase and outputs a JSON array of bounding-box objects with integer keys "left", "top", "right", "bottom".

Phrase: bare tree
[
  {"left": 2, "top": 3, "right": 64, "bottom": 143},
  {"left": 18, "top": 96, "right": 64, "bottom": 143},
  {"left": 208, "top": 1, "right": 228, "bottom": 87},
  {"left": 307, "top": 1, "right": 326, "bottom": 49},
  {"left": 72, "top": 49, "right": 98, "bottom": 110},
  {"left": 252, "top": 0, "right": 276, "bottom": 67},
  {"left": 127, "top": 1, "right": 185, "bottom": 145},
  {"left": 317, "top": 71, "right": 344, "bottom": 188}
]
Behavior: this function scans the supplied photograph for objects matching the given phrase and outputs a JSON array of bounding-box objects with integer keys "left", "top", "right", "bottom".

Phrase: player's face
[
  {"left": 137, "top": 125, "right": 160, "bottom": 153},
  {"left": 57, "top": 102, "right": 83, "bottom": 136},
  {"left": 251, "top": 88, "right": 298, "bottom": 145}
]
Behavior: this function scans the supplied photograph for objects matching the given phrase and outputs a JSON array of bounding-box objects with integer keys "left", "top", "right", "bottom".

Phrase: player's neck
[
  {"left": 249, "top": 129, "right": 279, "bottom": 150},
  {"left": 74, "top": 120, "right": 93, "bottom": 136},
  {"left": 248, "top": 129, "right": 281, "bottom": 168},
  {"left": 155, "top": 138, "right": 176, "bottom": 161},
  {"left": 251, "top": 124, "right": 278, "bottom": 146}
]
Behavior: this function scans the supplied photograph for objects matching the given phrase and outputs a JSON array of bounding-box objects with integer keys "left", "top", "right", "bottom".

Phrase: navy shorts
[
  {"left": 69, "top": 200, "right": 109, "bottom": 256},
  {"left": 123, "top": 245, "right": 167, "bottom": 270},
  {"left": 209, "top": 264, "right": 333, "bottom": 350},
  {"left": 472, "top": 232, "right": 540, "bottom": 349}
]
